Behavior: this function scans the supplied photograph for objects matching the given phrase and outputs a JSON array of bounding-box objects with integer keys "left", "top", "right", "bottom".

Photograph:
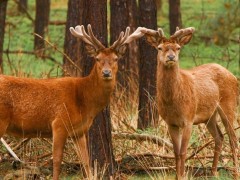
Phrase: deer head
[
  {"left": 70, "top": 25, "right": 146, "bottom": 80},
  {"left": 141, "top": 27, "right": 195, "bottom": 67}
]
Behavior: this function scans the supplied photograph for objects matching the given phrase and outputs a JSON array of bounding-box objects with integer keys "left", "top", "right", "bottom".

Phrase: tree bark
[
  {"left": 169, "top": 0, "right": 182, "bottom": 35},
  {"left": 63, "top": 0, "right": 83, "bottom": 76},
  {"left": 138, "top": 0, "right": 158, "bottom": 129},
  {"left": 127, "top": 0, "right": 139, "bottom": 82},
  {"left": 34, "top": 0, "right": 50, "bottom": 54},
  {"left": 110, "top": 0, "right": 129, "bottom": 89},
  {"left": 18, "top": 0, "right": 28, "bottom": 13},
  {"left": 0, "top": 0, "right": 8, "bottom": 73},
  {"left": 82, "top": 0, "right": 116, "bottom": 178}
]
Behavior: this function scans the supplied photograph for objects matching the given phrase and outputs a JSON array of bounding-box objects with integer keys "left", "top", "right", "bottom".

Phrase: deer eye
[
  {"left": 158, "top": 47, "right": 162, "bottom": 51},
  {"left": 177, "top": 47, "right": 181, "bottom": 50},
  {"left": 96, "top": 58, "right": 100, "bottom": 62}
]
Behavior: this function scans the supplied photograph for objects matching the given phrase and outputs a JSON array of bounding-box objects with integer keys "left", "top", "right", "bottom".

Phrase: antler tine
[
  {"left": 110, "top": 31, "right": 124, "bottom": 50},
  {"left": 158, "top": 28, "right": 165, "bottom": 37},
  {"left": 123, "top": 27, "right": 146, "bottom": 44},
  {"left": 140, "top": 27, "right": 163, "bottom": 37},
  {"left": 119, "top": 27, "right": 130, "bottom": 44},
  {"left": 70, "top": 24, "right": 105, "bottom": 50},
  {"left": 70, "top": 25, "right": 95, "bottom": 46},
  {"left": 170, "top": 27, "right": 195, "bottom": 39},
  {"left": 110, "top": 27, "right": 146, "bottom": 50},
  {"left": 87, "top": 24, "right": 105, "bottom": 49}
]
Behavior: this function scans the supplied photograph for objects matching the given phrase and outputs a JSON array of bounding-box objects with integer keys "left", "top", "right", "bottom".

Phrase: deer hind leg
[
  {"left": 205, "top": 112, "right": 223, "bottom": 176},
  {"left": 0, "top": 119, "right": 9, "bottom": 138},
  {"left": 73, "top": 134, "right": 92, "bottom": 179},
  {"left": 218, "top": 103, "right": 239, "bottom": 179},
  {"left": 168, "top": 125, "right": 183, "bottom": 179}
]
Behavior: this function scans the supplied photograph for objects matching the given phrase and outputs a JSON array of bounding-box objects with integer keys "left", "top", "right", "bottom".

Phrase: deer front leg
[
  {"left": 52, "top": 126, "right": 67, "bottom": 180},
  {"left": 168, "top": 125, "right": 182, "bottom": 179},
  {"left": 73, "top": 134, "right": 92, "bottom": 179},
  {"left": 179, "top": 124, "right": 193, "bottom": 178}
]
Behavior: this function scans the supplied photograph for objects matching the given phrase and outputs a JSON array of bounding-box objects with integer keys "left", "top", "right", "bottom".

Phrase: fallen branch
[
  {"left": 112, "top": 132, "right": 173, "bottom": 149},
  {"left": 0, "top": 138, "right": 22, "bottom": 163}
]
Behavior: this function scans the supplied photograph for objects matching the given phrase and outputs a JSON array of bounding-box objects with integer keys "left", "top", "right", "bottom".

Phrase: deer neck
[
  {"left": 81, "top": 64, "right": 116, "bottom": 108},
  {"left": 157, "top": 61, "right": 183, "bottom": 104}
]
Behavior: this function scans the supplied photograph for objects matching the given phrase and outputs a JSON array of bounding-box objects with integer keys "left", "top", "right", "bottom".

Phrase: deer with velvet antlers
[
  {"left": 0, "top": 25, "right": 146, "bottom": 180},
  {"left": 140, "top": 27, "right": 239, "bottom": 179}
]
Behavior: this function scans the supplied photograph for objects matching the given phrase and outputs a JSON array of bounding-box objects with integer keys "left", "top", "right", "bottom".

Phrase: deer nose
[
  {"left": 167, "top": 55, "right": 175, "bottom": 61},
  {"left": 102, "top": 69, "right": 112, "bottom": 77}
]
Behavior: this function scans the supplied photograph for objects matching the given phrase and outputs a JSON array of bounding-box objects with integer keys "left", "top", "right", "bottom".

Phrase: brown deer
[
  {"left": 140, "top": 27, "right": 239, "bottom": 179},
  {"left": 0, "top": 25, "right": 146, "bottom": 180}
]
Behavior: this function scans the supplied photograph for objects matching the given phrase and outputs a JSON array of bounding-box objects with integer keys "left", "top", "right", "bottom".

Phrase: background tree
[
  {"left": 0, "top": 0, "right": 8, "bottom": 72},
  {"left": 82, "top": 0, "right": 116, "bottom": 178},
  {"left": 18, "top": 0, "right": 28, "bottom": 13},
  {"left": 169, "top": 0, "right": 182, "bottom": 34},
  {"left": 138, "top": 0, "right": 158, "bottom": 129},
  {"left": 34, "top": 0, "right": 50, "bottom": 54},
  {"left": 63, "top": 0, "right": 83, "bottom": 77},
  {"left": 110, "top": 0, "right": 129, "bottom": 89}
]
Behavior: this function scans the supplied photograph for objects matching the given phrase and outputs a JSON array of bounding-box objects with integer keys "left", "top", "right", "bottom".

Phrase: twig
[
  {"left": 49, "top": 21, "right": 66, "bottom": 25},
  {"left": 3, "top": 49, "right": 62, "bottom": 66},
  {"left": 34, "top": 33, "right": 82, "bottom": 73},
  {"left": 13, "top": 0, "right": 34, "bottom": 23},
  {"left": 112, "top": 132, "right": 173, "bottom": 149},
  {"left": 13, "top": 138, "right": 30, "bottom": 151},
  {"left": 0, "top": 138, "right": 22, "bottom": 162},
  {"left": 187, "top": 126, "right": 240, "bottom": 161}
]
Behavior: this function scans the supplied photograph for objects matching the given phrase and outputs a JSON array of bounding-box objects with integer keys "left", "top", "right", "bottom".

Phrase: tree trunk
[
  {"left": 63, "top": 0, "right": 83, "bottom": 77},
  {"left": 0, "top": 0, "right": 8, "bottom": 73},
  {"left": 18, "top": 0, "right": 28, "bottom": 13},
  {"left": 169, "top": 0, "right": 182, "bottom": 35},
  {"left": 127, "top": 0, "right": 139, "bottom": 82},
  {"left": 110, "top": 0, "right": 129, "bottom": 89},
  {"left": 138, "top": 0, "right": 158, "bottom": 129},
  {"left": 34, "top": 0, "right": 50, "bottom": 54},
  {"left": 82, "top": 0, "right": 116, "bottom": 178}
]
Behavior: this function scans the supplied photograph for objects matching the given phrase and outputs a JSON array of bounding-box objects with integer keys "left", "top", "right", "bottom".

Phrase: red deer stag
[
  {"left": 0, "top": 24, "right": 146, "bottom": 180},
  {"left": 140, "top": 27, "right": 239, "bottom": 179}
]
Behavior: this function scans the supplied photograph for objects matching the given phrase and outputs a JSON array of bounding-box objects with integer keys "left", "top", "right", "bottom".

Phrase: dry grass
[{"left": 0, "top": 75, "right": 240, "bottom": 179}]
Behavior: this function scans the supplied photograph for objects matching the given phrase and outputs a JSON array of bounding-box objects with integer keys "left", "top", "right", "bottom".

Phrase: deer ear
[
  {"left": 115, "top": 44, "right": 128, "bottom": 59},
  {"left": 145, "top": 35, "right": 161, "bottom": 48},
  {"left": 178, "top": 33, "right": 193, "bottom": 46},
  {"left": 85, "top": 44, "right": 98, "bottom": 57}
]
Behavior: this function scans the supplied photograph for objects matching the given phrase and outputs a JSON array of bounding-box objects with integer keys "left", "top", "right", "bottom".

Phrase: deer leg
[
  {"left": 73, "top": 134, "right": 92, "bottom": 179},
  {"left": 179, "top": 124, "right": 193, "bottom": 178},
  {"left": 218, "top": 105, "right": 239, "bottom": 179},
  {"left": 52, "top": 128, "right": 67, "bottom": 180},
  {"left": 206, "top": 113, "right": 223, "bottom": 176},
  {"left": 0, "top": 119, "right": 9, "bottom": 138},
  {"left": 168, "top": 125, "right": 182, "bottom": 179}
]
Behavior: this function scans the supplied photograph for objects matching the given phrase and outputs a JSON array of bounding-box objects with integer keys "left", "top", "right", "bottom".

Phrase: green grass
[{"left": 4, "top": 0, "right": 240, "bottom": 78}]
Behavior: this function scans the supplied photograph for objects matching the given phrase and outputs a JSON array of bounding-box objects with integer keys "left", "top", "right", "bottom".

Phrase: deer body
[
  {"left": 0, "top": 25, "right": 146, "bottom": 180},
  {"left": 0, "top": 65, "right": 114, "bottom": 139},
  {"left": 141, "top": 27, "right": 239, "bottom": 179}
]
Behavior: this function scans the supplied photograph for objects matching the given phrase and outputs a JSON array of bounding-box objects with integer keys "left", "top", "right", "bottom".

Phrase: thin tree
[
  {"left": 0, "top": 0, "right": 8, "bottom": 72},
  {"left": 82, "top": 0, "right": 116, "bottom": 178},
  {"left": 138, "top": 0, "right": 158, "bottom": 129},
  {"left": 169, "top": 0, "right": 182, "bottom": 35},
  {"left": 34, "top": 0, "right": 50, "bottom": 54},
  {"left": 63, "top": 0, "right": 83, "bottom": 76},
  {"left": 18, "top": 0, "right": 28, "bottom": 13}
]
